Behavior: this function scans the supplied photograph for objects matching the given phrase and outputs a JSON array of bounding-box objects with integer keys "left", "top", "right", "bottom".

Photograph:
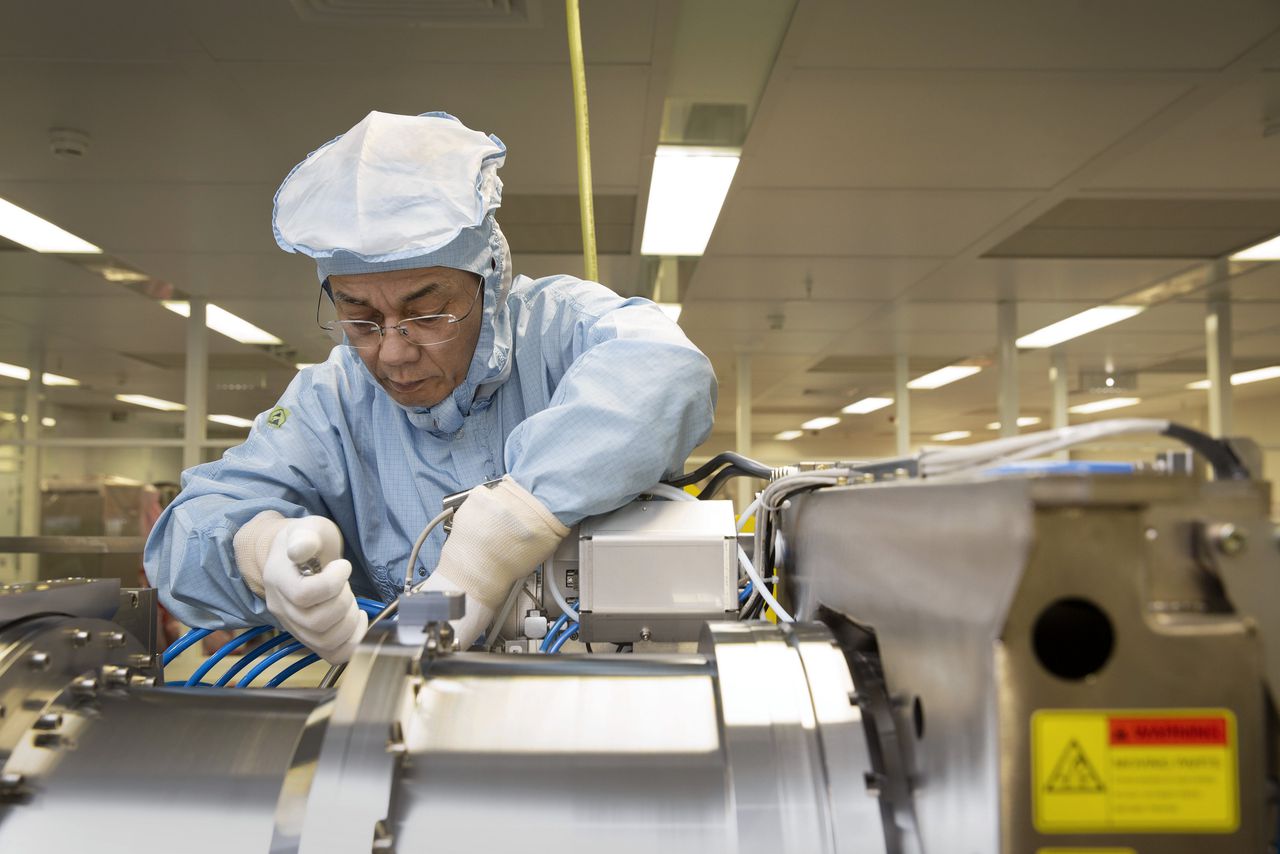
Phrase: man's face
[{"left": 327, "top": 266, "right": 484, "bottom": 408}]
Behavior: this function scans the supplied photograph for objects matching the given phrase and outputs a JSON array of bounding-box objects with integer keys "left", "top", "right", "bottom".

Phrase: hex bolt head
[
  {"left": 1212, "top": 523, "right": 1248, "bottom": 557},
  {"left": 69, "top": 629, "right": 90, "bottom": 647},
  {"left": 33, "top": 732, "right": 62, "bottom": 749},
  {"left": 639, "top": 627, "right": 653, "bottom": 642},
  {"left": 101, "top": 665, "right": 130, "bottom": 689},
  {"left": 33, "top": 713, "right": 62, "bottom": 731},
  {"left": 26, "top": 652, "right": 50, "bottom": 671},
  {"left": 70, "top": 676, "right": 98, "bottom": 699},
  {"left": 101, "top": 631, "right": 127, "bottom": 648}
]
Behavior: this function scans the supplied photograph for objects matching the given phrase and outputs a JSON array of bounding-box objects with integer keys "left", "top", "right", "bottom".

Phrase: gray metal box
[{"left": 578, "top": 499, "right": 737, "bottom": 643}]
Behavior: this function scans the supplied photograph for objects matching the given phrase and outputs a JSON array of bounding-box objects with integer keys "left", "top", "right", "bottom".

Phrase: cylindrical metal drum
[{"left": 0, "top": 618, "right": 884, "bottom": 854}]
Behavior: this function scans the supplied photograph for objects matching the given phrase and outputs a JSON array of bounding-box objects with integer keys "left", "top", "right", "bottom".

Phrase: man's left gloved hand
[{"left": 427, "top": 476, "right": 569, "bottom": 648}]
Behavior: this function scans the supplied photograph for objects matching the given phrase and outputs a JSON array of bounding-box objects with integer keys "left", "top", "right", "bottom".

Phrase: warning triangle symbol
[{"left": 1045, "top": 739, "right": 1106, "bottom": 793}]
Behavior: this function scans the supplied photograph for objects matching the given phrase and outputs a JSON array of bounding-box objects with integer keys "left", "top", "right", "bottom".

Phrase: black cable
[
  {"left": 585, "top": 643, "right": 594, "bottom": 653},
  {"left": 698, "top": 465, "right": 764, "bottom": 500},
  {"left": 665, "top": 451, "right": 772, "bottom": 487},
  {"left": 1162, "top": 422, "right": 1250, "bottom": 480}
]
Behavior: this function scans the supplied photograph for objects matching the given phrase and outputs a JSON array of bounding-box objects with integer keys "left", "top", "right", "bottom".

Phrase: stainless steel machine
[{"left": 0, "top": 459, "right": 1276, "bottom": 853}]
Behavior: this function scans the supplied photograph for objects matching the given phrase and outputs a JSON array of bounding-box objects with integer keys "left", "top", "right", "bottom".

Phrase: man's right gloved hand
[{"left": 234, "top": 513, "right": 368, "bottom": 664}]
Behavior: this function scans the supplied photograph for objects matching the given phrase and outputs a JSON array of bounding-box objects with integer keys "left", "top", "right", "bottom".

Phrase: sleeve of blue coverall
[
  {"left": 503, "top": 278, "right": 717, "bottom": 525},
  {"left": 143, "top": 366, "right": 354, "bottom": 629}
]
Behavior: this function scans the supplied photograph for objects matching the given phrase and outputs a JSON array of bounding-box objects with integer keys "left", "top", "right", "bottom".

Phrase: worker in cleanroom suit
[{"left": 143, "top": 111, "right": 717, "bottom": 663}]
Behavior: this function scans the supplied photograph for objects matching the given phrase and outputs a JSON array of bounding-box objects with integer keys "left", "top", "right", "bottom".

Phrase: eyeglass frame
[{"left": 316, "top": 275, "right": 484, "bottom": 349}]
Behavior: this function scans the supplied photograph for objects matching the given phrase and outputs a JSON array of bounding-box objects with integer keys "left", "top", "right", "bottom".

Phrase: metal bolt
[
  {"left": 0, "top": 772, "right": 26, "bottom": 799},
  {"left": 129, "top": 675, "right": 156, "bottom": 688},
  {"left": 639, "top": 627, "right": 652, "bottom": 642},
  {"left": 372, "top": 819, "right": 395, "bottom": 851},
  {"left": 70, "top": 676, "right": 98, "bottom": 699},
  {"left": 33, "top": 713, "right": 61, "bottom": 731},
  {"left": 27, "top": 651, "right": 50, "bottom": 671},
  {"left": 33, "top": 733, "right": 61, "bottom": 749},
  {"left": 69, "top": 629, "right": 90, "bottom": 647},
  {"left": 101, "top": 631, "right": 126, "bottom": 648},
  {"left": 127, "top": 653, "right": 154, "bottom": 669},
  {"left": 1212, "top": 523, "right": 1247, "bottom": 557},
  {"left": 101, "top": 665, "right": 130, "bottom": 689}
]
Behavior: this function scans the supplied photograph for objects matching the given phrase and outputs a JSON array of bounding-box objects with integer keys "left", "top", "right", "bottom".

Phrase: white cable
[
  {"left": 922, "top": 419, "right": 1171, "bottom": 478},
  {"left": 646, "top": 482, "right": 697, "bottom": 502},
  {"left": 543, "top": 554, "right": 577, "bottom": 620},
  {"left": 738, "top": 544, "right": 792, "bottom": 622},
  {"left": 403, "top": 507, "right": 455, "bottom": 590},
  {"left": 738, "top": 496, "right": 759, "bottom": 532}
]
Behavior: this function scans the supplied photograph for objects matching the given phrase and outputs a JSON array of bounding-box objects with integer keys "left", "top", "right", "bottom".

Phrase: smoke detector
[{"left": 49, "top": 128, "right": 90, "bottom": 160}]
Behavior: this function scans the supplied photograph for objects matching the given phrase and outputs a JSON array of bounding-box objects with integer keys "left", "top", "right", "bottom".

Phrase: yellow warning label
[{"left": 1032, "top": 708, "right": 1238, "bottom": 834}]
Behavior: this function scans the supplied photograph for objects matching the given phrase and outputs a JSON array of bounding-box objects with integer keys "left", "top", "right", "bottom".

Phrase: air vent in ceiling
[
  {"left": 985, "top": 199, "right": 1280, "bottom": 259},
  {"left": 291, "top": 0, "right": 538, "bottom": 27}
]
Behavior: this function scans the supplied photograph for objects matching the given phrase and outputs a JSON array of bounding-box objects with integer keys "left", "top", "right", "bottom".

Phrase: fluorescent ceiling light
[
  {"left": 0, "top": 362, "right": 78, "bottom": 386},
  {"left": 0, "top": 196, "right": 101, "bottom": 253},
  {"left": 986, "top": 416, "right": 1043, "bottom": 430},
  {"left": 42, "top": 372, "right": 79, "bottom": 387},
  {"left": 115, "top": 394, "right": 185, "bottom": 412},
  {"left": 931, "top": 430, "right": 971, "bottom": 442},
  {"left": 1068, "top": 397, "right": 1141, "bottom": 415},
  {"left": 1187, "top": 365, "right": 1280, "bottom": 389},
  {"left": 1016, "top": 305, "right": 1144, "bottom": 349},
  {"left": 774, "top": 430, "right": 803, "bottom": 441},
  {"left": 907, "top": 365, "right": 982, "bottom": 390},
  {"left": 208, "top": 414, "right": 255, "bottom": 429},
  {"left": 842, "top": 396, "right": 893, "bottom": 415},
  {"left": 656, "top": 303, "right": 683, "bottom": 322},
  {"left": 640, "top": 146, "right": 740, "bottom": 256},
  {"left": 162, "top": 301, "right": 283, "bottom": 345},
  {"left": 1230, "top": 234, "right": 1280, "bottom": 261},
  {"left": 800, "top": 416, "right": 840, "bottom": 431}
]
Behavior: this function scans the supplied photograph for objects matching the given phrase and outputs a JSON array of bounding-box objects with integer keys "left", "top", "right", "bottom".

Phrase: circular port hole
[{"left": 1032, "top": 597, "right": 1115, "bottom": 681}]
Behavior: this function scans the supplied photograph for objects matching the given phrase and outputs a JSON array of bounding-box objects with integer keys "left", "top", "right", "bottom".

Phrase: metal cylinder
[{"left": 0, "top": 618, "right": 884, "bottom": 854}]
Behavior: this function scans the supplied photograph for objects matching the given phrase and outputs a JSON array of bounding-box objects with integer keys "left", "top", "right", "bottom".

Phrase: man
[{"left": 144, "top": 111, "right": 717, "bottom": 662}]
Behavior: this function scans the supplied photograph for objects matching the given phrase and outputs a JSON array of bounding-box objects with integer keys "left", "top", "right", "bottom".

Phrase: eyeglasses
[{"left": 317, "top": 278, "right": 483, "bottom": 350}]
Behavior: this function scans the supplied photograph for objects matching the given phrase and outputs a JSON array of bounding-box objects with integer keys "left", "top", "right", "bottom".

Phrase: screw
[
  {"left": 33, "top": 733, "right": 61, "bottom": 748},
  {"left": 639, "top": 627, "right": 652, "bottom": 642},
  {"left": 27, "top": 652, "right": 50, "bottom": 671},
  {"left": 101, "top": 665, "right": 130, "bottom": 689},
  {"left": 68, "top": 629, "right": 90, "bottom": 647},
  {"left": 32, "top": 713, "right": 61, "bottom": 731},
  {"left": 70, "top": 676, "right": 98, "bottom": 699},
  {"left": 101, "top": 631, "right": 126, "bottom": 648},
  {"left": 127, "top": 654, "right": 154, "bottom": 669},
  {"left": 1212, "top": 523, "right": 1247, "bottom": 557},
  {"left": 0, "top": 772, "right": 26, "bottom": 799}
]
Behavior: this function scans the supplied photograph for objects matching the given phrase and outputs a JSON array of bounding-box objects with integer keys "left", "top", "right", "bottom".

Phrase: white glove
[
  {"left": 233, "top": 512, "right": 368, "bottom": 664},
  {"left": 431, "top": 476, "right": 569, "bottom": 648}
]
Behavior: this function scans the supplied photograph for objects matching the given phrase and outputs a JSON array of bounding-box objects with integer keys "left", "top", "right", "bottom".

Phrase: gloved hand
[
  {"left": 233, "top": 513, "right": 368, "bottom": 663},
  {"left": 429, "top": 476, "right": 569, "bottom": 648}
]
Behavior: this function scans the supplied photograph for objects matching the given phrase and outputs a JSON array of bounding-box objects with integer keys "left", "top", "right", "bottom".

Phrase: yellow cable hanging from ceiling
[{"left": 565, "top": 0, "right": 598, "bottom": 283}]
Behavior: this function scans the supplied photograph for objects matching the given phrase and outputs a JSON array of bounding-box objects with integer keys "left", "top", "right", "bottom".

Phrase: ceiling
[{"left": 0, "top": 0, "right": 1278, "bottom": 460}]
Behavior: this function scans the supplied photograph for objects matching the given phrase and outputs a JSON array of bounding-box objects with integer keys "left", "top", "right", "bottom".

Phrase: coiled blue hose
[
  {"left": 237, "top": 640, "right": 306, "bottom": 688},
  {"left": 161, "top": 627, "right": 212, "bottom": 666},
  {"left": 266, "top": 653, "right": 322, "bottom": 687},
  {"left": 548, "top": 621, "right": 578, "bottom": 654},
  {"left": 185, "top": 625, "right": 272, "bottom": 687},
  {"left": 215, "top": 632, "right": 295, "bottom": 687}
]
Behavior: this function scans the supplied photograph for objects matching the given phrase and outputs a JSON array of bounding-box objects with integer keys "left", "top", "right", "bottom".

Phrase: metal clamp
[{"left": 395, "top": 590, "right": 465, "bottom": 656}]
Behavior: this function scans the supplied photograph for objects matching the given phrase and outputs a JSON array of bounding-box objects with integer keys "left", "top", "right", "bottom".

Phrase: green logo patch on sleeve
[{"left": 266, "top": 406, "right": 290, "bottom": 428}]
